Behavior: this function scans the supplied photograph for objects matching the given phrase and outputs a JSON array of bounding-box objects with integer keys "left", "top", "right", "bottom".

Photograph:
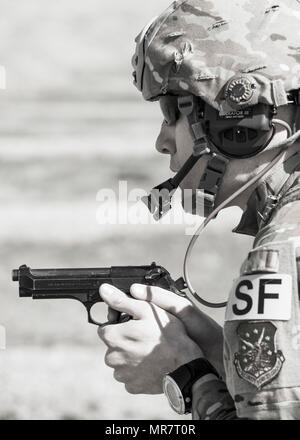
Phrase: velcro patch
[{"left": 225, "top": 274, "right": 292, "bottom": 321}]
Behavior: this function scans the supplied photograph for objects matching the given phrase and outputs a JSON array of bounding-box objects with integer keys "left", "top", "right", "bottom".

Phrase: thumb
[
  {"left": 130, "top": 283, "right": 193, "bottom": 320},
  {"left": 99, "top": 284, "right": 145, "bottom": 320}
]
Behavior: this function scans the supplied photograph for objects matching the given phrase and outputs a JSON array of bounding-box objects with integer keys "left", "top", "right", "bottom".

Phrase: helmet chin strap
[
  {"left": 178, "top": 95, "right": 230, "bottom": 216},
  {"left": 184, "top": 126, "right": 300, "bottom": 310},
  {"left": 142, "top": 95, "right": 229, "bottom": 220},
  {"left": 141, "top": 148, "right": 209, "bottom": 221}
]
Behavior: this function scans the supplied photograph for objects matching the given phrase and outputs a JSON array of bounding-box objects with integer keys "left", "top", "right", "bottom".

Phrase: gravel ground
[{"left": 0, "top": 345, "right": 186, "bottom": 420}]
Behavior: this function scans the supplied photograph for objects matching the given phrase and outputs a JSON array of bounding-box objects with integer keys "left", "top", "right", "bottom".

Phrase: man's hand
[
  {"left": 98, "top": 283, "right": 203, "bottom": 395},
  {"left": 129, "top": 284, "right": 225, "bottom": 377}
]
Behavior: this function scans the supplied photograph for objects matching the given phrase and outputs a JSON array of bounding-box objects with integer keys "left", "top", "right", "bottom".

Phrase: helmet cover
[{"left": 132, "top": 0, "right": 300, "bottom": 112}]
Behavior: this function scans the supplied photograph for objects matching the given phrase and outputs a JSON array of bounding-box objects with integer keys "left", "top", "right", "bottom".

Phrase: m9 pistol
[{"left": 12, "top": 263, "right": 187, "bottom": 326}]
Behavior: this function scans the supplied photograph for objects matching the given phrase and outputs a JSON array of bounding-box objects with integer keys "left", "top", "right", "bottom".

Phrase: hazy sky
[{"left": 0, "top": 0, "right": 171, "bottom": 101}]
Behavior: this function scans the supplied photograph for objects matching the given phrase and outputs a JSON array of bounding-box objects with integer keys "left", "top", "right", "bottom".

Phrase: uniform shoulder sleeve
[{"left": 223, "top": 234, "right": 300, "bottom": 419}]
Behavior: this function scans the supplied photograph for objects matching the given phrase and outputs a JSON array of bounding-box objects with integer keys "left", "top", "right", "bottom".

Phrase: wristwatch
[{"left": 163, "top": 357, "right": 220, "bottom": 414}]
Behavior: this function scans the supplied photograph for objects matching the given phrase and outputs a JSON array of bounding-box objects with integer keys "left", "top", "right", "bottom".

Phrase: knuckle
[
  {"left": 105, "top": 350, "right": 121, "bottom": 368},
  {"left": 104, "top": 350, "right": 112, "bottom": 366},
  {"left": 144, "top": 285, "right": 156, "bottom": 301},
  {"left": 111, "top": 296, "right": 123, "bottom": 307},
  {"left": 113, "top": 369, "right": 125, "bottom": 383},
  {"left": 97, "top": 326, "right": 106, "bottom": 341},
  {"left": 178, "top": 302, "right": 197, "bottom": 320},
  {"left": 99, "top": 326, "right": 118, "bottom": 348}
]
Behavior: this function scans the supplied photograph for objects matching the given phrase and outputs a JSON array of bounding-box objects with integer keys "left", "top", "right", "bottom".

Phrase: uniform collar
[{"left": 233, "top": 151, "right": 300, "bottom": 237}]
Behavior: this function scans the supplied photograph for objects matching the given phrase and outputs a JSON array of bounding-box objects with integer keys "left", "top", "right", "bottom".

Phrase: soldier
[{"left": 98, "top": 0, "right": 300, "bottom": 419}]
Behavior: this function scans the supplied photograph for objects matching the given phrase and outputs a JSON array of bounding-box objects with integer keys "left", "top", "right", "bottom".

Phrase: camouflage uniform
[
  {"left": 132, "top": 0, "right": 300, "bottom": 419},
  {"left": 193, "top": 153, "right": 300, "bottom": 420}
]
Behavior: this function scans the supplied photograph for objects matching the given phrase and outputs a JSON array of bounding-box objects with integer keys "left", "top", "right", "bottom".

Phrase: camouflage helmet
[{"left": 132, "top": 0, "right": 300, "bottom": 112}]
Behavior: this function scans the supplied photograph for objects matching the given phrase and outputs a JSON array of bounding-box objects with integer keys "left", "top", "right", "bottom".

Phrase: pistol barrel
[{"left": 11, "top": 264, "right": 162, "bottom": 298}]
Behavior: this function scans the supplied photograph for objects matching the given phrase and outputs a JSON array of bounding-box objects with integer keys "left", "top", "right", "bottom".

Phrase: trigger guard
[
  {"left": 87, "top": 302, "right": 115, "bottom": 327},
  {"left": 87, "top": 308, "right": 105, "bottom": 326}
]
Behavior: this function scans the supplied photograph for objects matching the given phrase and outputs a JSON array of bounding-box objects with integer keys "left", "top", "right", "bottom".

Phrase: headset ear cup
[
  {"left": 219, "top": 125, "right": 274, "bottom": 158},
  {"left": 205, "top": 102, "right": 275, "bottom": 158}
]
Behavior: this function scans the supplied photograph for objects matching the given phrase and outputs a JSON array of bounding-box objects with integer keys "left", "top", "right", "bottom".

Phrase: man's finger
[
  {"left": 107, "top": 306, "right": 120, "bottom": 323},
  {"left": 130, "top": 283, "right": 193, "bottom": 319},
  {"left": 105, "top": 348, "right": 124, "bottom": 368},
  {"left": 100, "top": 284, "right": 145, "bottom": 319}
]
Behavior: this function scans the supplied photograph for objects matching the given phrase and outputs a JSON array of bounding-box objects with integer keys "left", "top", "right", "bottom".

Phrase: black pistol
[{"left": 12, "top": 263, "right": 187, "bottom": 326}]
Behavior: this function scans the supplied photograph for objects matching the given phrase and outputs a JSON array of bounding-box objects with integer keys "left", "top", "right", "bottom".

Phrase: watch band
[{"left": 164, "top": 358, "right": 221, "bottom": 414}]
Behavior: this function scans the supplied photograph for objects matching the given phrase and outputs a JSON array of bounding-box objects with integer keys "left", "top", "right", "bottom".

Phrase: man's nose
[{"left": 155, "top": 123, "right": 177, "bottom": 155}]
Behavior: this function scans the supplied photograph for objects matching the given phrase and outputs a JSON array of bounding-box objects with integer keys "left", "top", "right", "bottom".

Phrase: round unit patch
[{"left": 225, "top": 76, "right": 256, "bottom": 106}]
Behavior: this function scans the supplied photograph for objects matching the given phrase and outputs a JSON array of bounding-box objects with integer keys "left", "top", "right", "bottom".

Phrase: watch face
[{"left": 163, "top": 375, "right": 186, "bottom": 415}]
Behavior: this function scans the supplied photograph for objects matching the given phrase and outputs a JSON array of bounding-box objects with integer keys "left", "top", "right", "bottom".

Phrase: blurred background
[{"left": 0, "top": 0, "right": 253, "bottom": 419}]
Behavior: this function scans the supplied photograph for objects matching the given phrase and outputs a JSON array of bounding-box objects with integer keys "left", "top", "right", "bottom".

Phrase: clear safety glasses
[{"left": 159, "top": 95, "right": 180, "bottom": 126}]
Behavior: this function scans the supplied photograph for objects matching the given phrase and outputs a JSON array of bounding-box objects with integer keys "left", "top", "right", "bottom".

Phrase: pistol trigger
[
  {"left": 98, "top": 313, "right": 131, "bottom": 327},
  {"left": 118, "top": 313, "right": 132, "bottom": 324}
]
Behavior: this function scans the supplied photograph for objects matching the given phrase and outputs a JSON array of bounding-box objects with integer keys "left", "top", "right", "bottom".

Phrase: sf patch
[
  {"left": 234, "top": 322, "right": 285, "bottom": 389},
  {"left": 225, "top": 274, "right": 292, "bottom": 321}
]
